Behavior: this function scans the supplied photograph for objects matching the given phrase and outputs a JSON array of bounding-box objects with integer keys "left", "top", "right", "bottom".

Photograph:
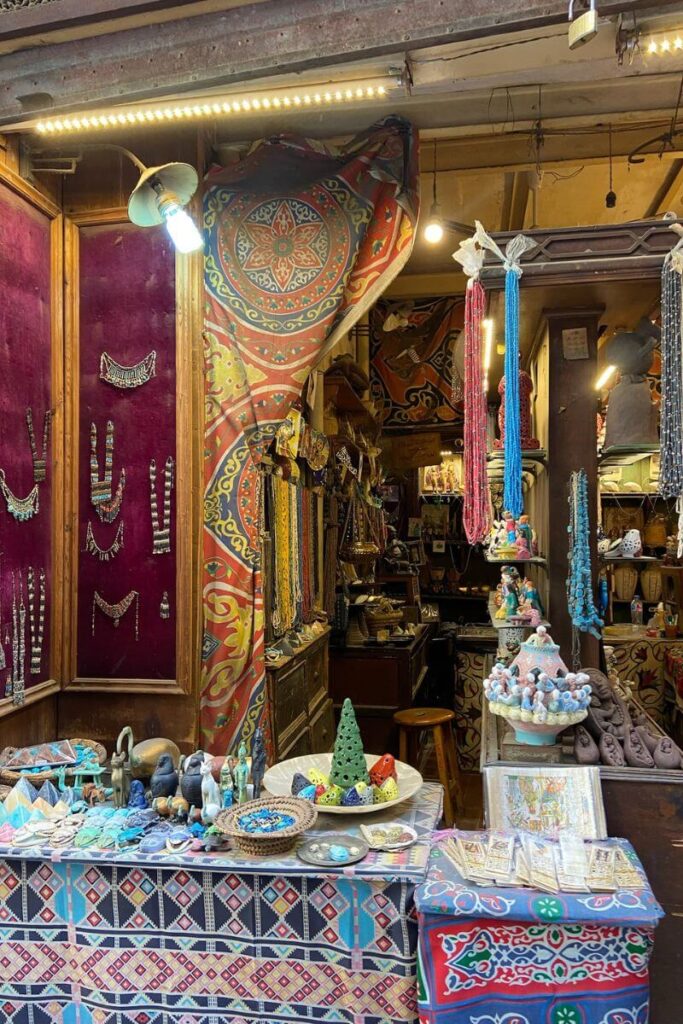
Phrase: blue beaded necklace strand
[
  {"left": 567, "top": 469, "right": 603, "bottom": 666},
  {"left": 504, "top": 267, "right": 523, "bottom": 518}
]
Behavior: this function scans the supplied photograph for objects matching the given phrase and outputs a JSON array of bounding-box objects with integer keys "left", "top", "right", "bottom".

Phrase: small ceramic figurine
[
  {"left": 127, "top": 779, "right": 148, "bottom": 809},
  {"left": 251, "top": 728, "right": 267, "bottom": 800},
  {"left": 220, "top": 753, "right": 234, "bottom": 808},
  {"left": 504, "top": 511, "right": 516, "bottom": 543},
  {"left": 234, "top": 742, "right": 250, "bottom": 805},
  {"left": 495, "top": 566, "right": 520, "bottom": 620},
  {"left": 200, "top": 756, "right": 222, "bottom": 823},
  {"left": 180, "top": 751, "right": 204, "bottom": 807},
  {"left": 150, "top": 753, "right": 178, "bottom": 800},
  {"left": 110, "top": 749, "right": 129, "bottom": 809}
]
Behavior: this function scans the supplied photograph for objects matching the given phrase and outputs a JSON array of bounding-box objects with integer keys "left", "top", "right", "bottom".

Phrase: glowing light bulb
[
  {"left": 595, "top": 364, "right": 617, "bottom": 390},
  {"left": 424, "top": 219, "right": 444, "bottom": 244},
  {"left": 648, "top": 39, "right": 658, "bottom": 53},
  {"left": 661, "top": 38, "right": 671, "bottom": 51},
  {"left": 160, "top": 202, "right": 203, "bottom": 253}
]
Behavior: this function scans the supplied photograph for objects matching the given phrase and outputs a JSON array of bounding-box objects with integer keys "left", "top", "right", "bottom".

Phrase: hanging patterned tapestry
[
  {"left": 369, "top": 296, "right": 464, "bottom": 430},
  {"left": 202, "top": 116, "right": 418, "bottom": 755}
]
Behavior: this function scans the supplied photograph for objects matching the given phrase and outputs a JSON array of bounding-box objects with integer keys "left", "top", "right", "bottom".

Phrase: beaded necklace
[
  {"left": 84, "top": 520, "right": 125, "bottom": 562},
  {"left": 11, "top": 572, "right": 25, "bottom": 706},
  {"left": 149, "top": 456, "right": 174, "bottom": 554},
  {"left": 473, "top": 223, "right": 535, "bottom": 519},
  {"left": 567, "top": 469, "right": 603, "bottom": 666},
  {"left": 271, "top": 475, "right": 294, "bottom": 635},
  {"left": 100, "top": 351, "right": 157, "bottom": 389},
  {"left": 463, "top": 278, "right": 489, "bottom": 544},
  {"left": 659, "top": 255, "right": 683, "bottom": 551},
  {"left": 0, "top": 558, "right": 5, "bottom": 673},
  {"left": 27, "top": 566, "right": 46, "bottom": 676},
  {"left": 292, "top": 481, "right": 302, "bottom": 621},
  {"left": 91, "top": 589, "right": 140, "bottom": 640},
  {"left": 26, "top": 407, "right": 52, "bottom": 483},
  {"left": 91, "top": 421, "right": 126, "bottom": 522},
  {"left": 0, "top": 470, "right": 39, "bottom": 522}
]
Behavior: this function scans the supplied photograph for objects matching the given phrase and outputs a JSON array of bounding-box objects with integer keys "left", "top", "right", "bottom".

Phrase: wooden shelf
[
  {"left": 421, "top": 591, "right": 489, "bottom": 600},
  {"left": 484, "top": 554, "right": 547, "bottom": 566},
  {"left": 600, "top": 492, "right": 660, "bottom": 500},
  {"left": 598, "top": 444, "right": 659, "bottom": 467},
  {"left": 487, "top": 448, "right": 547, "bottom": 465},
  {"left": 323, "top": 373, "right": 378, "bottom": 434},
  {"left": 600, "top": 555, "right": 660, "bottom": 563}
]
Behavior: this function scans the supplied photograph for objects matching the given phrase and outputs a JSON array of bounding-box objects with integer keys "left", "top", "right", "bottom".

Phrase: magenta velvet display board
[
  {"left": 0, "top": 184, "right": 52, "bottom": 694},
  {"left": 76, "top": 222, "right": 176, "bottom": 680}
]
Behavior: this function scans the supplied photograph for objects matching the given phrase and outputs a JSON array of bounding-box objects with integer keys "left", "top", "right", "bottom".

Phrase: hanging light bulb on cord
[
  {"left": 424, "top": 139, "right": 444, "bottom": 244},
  {"left": 127, "top": 153, "right": 203, "bottom": 253}
]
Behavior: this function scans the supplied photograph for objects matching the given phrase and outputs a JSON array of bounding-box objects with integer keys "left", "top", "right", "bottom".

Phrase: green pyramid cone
[{"left": 330, "top": 698, "right": 370, "bottom": 788}]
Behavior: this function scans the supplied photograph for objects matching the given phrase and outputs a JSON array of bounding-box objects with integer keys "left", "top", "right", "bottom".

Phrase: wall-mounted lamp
[
  {"left": 29, "top": 144, "right": 202, "bottom": 253},
  {"left": 595, "top": 364, "right": 617, "bottom": 390},
  {"left": 127, "top": 155, "right": 202, "bottom": 253}
]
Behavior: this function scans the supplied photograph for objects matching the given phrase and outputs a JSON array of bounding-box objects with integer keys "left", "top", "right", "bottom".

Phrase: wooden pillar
[{"left": 544, "top": 308, "right": 602, "bottom": 668}]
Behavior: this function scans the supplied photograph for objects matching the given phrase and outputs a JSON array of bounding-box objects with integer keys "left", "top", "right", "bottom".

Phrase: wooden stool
[{"left": 394, "top": 707, "right": 463, "bottom": 826}]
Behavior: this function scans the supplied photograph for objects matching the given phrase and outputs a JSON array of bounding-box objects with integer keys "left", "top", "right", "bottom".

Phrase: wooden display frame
[
  {"left": 62, "top": 207, "right": 202, "bottom": 696},
  {"left": 0, "top": 164, "right": 63, "bottom": 720}
]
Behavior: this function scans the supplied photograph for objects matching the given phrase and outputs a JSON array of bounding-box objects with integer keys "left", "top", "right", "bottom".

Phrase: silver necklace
[
  {"left": 84, "top": 521, "right": 125, "bottom": 562},
  {"left": 149, "top": 456, "right": 174, "bottom": 554},
  {"left": 100, "top": 351, "right": 157, "bottom": 389},
  {"left": 92, "top": 589, "right": 140, "bottom": 640},
  {"left": 90, "top": 420, "right": 126, "bottom": 521},
  {"left": 26, "top": 407, "right": 52, "bottom": 483},
  {"left": 0, "top": 470, "right": 39, "bottom": 521},
  {"left": 27, "top": 567, "right": 46, "bottom": 676},
  {"left": 0, "top": 557, "right": 5, "bottom": 672},
  {"left": 11, "top": 572, "right": 25, "bottom": 706}
]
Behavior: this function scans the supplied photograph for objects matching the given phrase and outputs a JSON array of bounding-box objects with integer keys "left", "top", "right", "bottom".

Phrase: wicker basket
[
  {"left": 613, "top": 565, "right": 639, "bottom": 603},
  {"left": 365, "top": 608, "right": 403, "bottom": 637},
  {"left": 215, "top": 796, "right": 317, "bottom": 856},
  {"left": 640, "top": 567, "right": 662, "bottom": 603},
  {"left": 0, "top": 738, "right": 107, "bottom": 786}
]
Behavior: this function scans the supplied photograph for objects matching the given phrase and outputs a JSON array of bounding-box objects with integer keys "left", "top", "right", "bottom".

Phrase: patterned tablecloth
[
  {"left": 0, "top": 783, "right": 442, "bottom": 1024},
  {"left": 415, "top": 834, "right": 664, "bottom": 1024}
]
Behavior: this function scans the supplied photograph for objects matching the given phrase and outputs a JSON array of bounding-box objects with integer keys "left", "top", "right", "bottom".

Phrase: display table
[
  {"left": 415, "top": 834, "right": 663, "bottom": 1024},
  {"left": 0, "top": 783, "right": 442, "bottom": 1024}
]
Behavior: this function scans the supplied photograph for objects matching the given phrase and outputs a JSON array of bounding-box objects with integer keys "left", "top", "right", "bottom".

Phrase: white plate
[{"left": 263, "top": 753, "right": 423, "bottom": 814}]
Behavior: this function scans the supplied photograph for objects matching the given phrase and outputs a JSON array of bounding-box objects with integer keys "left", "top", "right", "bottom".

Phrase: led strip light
[
  {"left": 34, "top": 78, "right": 394, "bottom": 135},
  {"left": 646, "top": 33, "right": 683, "bottom": 54}
]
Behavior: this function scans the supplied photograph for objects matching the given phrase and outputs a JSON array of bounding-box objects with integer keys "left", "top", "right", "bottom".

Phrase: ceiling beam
[
  {"left": 500, "top": 170, "right": 531, "bottom": 231},
  {"left": 0, "top": 0, "right": 678, "bottom": 124}
]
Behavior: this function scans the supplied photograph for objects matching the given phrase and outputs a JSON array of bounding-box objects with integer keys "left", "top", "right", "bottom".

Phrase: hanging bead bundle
[
  {"left": 567, "top": 469, "right": 603, "bottom": 665},
  {"left": 463, "top": 278, "right": 489, "bottom": 544},
  {"left": 11, "top": 572, "right": 26, "bottom": 706},
  {"left": 658, "top": 252, "right": 683, "bottom": 551}
]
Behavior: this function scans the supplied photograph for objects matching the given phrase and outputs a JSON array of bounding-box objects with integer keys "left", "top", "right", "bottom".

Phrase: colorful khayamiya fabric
[
  {"left": 0, "top": 783, "right": 442, "bottom": 1024},
  {"left": 415, "top": 837, "right": 663, "bottom": 1024},
  {"left": 369, "top": 296, "right": 464, "bottom": 430},
  {"left": 202, "top": 117, "right": 418, "bottom": 755}
]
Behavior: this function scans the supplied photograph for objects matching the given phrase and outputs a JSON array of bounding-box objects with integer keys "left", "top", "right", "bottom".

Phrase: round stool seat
[{"left": 394, "top": 707, "right": 455, "bottom": 729}]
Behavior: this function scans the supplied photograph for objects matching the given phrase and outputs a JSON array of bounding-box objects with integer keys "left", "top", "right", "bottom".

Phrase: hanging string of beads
[
  {"left": 503, "top": 266, "right": 523, "bottom": 517},
  {"left": 473, "top": 223, "right": 536, "bottom": 520},
  {"left": 566, "top": 469, "right": 603, "bottom": 667},
  {"left": 659, "top": 251, "right": 683, "bottom": 551},
  {"left": 452, "top": 236, "right": 489, "bottom": 544}
]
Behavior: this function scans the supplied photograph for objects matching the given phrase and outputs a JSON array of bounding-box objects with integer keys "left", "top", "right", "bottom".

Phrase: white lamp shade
[{"left": 128, "top": 161, "right": 198, "bottom": 227}]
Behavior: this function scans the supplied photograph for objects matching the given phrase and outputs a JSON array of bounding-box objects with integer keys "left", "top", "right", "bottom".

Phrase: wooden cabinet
[
  {"left": 329, "top": 624, "right": 435, "bottom": 754},
  {"left": 266, "top": 627, "right": 332, "bottom": 760}
]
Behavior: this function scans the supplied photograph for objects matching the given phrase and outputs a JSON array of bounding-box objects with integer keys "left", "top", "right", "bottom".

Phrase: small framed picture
[{"left": 432, "top": 540, "right": 446, "bottom": 554}]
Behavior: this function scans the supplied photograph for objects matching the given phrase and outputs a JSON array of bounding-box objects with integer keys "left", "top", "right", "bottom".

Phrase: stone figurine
[
  {"left": 220, "top": 754, "right": 234, "bottom": 808},
  {"left": 127, "top": 779, "right": 148, "bottom": 809},
  {"left": 234, "top": 742, "right": 250, "bottom": 804},
  {"left": 110, "top": 749, "right": 129, "bottom": 809},
  {"left": 180, "top": 751, "right": 205, "bottom": 807},
  {"left": 150, "top": 753, "right": 178, "bottom": 799},
  {"left": 200, "top": 756, "right": 222, "bottom": 823},
  {"left": 251, "top": 728, "right": 267, "bottom": 800}
]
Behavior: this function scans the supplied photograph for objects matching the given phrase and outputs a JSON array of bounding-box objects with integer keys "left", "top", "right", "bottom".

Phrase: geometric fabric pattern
[
  {"left": 200, "top": 117, "right": 419, "bottom": 756},
  {"left": 0, "top": 786, "right": 442, "bottom": 1024},
  {"left": 415, "top": 837, "right": 663, "bottom": 1024}
]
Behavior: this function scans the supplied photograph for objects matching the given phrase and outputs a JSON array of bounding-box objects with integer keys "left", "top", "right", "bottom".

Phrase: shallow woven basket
[
  {"left": 215, "top": 796, "right": 317, "bottom": 856},
  {"left": 0, "top": 738, "right": 107, "bottom": 785}
]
